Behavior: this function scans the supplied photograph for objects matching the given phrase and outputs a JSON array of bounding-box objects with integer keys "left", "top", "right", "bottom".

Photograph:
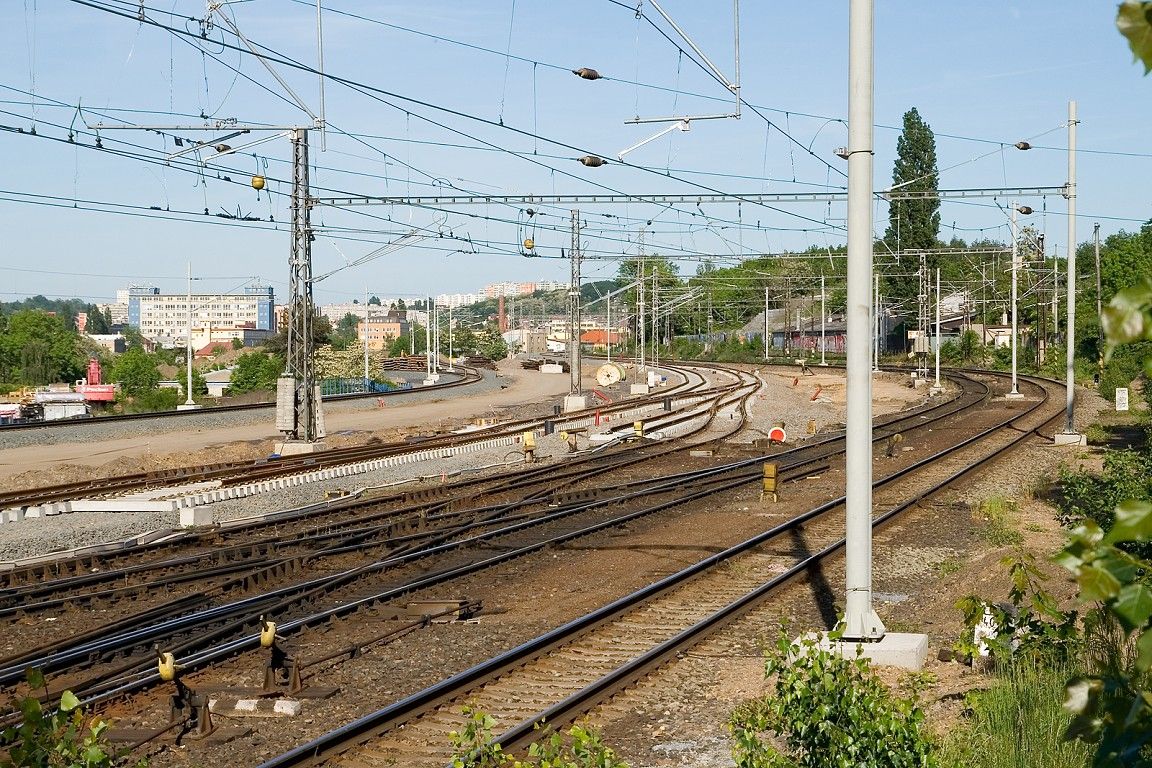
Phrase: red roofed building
[
  {"left": 579, "top": 330, "right": 622, "bottom": 346},
  {"left": 194, "top": 341, "right": 233, "bottom": 359}
]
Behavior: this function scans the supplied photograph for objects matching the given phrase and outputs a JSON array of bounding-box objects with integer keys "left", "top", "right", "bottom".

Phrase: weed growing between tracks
[
  {"left": 978, "top": 495, "right": 1024, "bottom": 547},
  {"left": 447, "top": 704, "right": 627, "bottom": 768}
]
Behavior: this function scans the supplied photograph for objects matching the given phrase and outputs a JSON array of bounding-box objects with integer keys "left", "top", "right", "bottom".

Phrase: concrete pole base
[
  {"left": 275, "top": 440, "right": 328, "bottom": 456},
  {"left": 812, "top": 631, "right": 929, "bottom": 671},
  {"left": 1004, "top": 392, "right": 1025, "bottom": 400},
  {"left": 1054, "top": 431, "right": 1087, "bottom": 446},
  {"left": 930, "top": 385, "right": 944, "bottom": 396},
  {"left": 177, "top": 403, "right": 202, "bottom": 411},
  {"left": 563, "top": 394, "right": 589, "bottom": 412}
]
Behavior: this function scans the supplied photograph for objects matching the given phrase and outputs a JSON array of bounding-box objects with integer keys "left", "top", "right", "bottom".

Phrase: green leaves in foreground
[
  {"left": 731, "top": 631, "right": 936, "bottom": 768},
  {"left": 0, "top": 671, "right": 142, "bottom": 768},
  {"left": 1057, "top": 503, "right": 1152, "bottom": 764},
  {"left": 1118, "top": 1, "right": 1152, "bottom": 74}
]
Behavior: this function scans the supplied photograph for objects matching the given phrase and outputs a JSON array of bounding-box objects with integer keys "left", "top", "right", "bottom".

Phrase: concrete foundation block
[
  {"left": 25, "top": 507, "right": 42, "bottom": 519},
  {"left": 563, "top": 394, "right": 589, "bottom": 413},
  {"left": 273, "top": 699, "right": 302, "bottom": 716},
  {"left": 810, "top": 631, "right": 929, "bottom": 671},
  {"left": 1054, "top": 432, "right": 1087, "bottom": 446},
  {"left": 180, "top": 507, "right": 214, "bottom": 527}
]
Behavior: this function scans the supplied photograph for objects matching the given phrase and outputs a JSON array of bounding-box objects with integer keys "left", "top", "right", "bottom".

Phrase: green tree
[
  {"left": 177, "top": 364, "right": 207, "bottom": 399},
  {"left": 883, "top": 107, "right": 941, "bottom": 300},
  {"left": 473, "top": 327, "right": 508, "bottom": 360},
  {"left": 109, "top": 349, "right": 161, "bottom": 396},
  {"left": 330, "top": 313, "right": 361, "bottom": 351},
  {"left": 452, "top": 326, "right": 479, "bottom": 356},
  {"left": 262, "top": 314, "right": 332, "bottom": 354},
  {"left": 228, "top": 351, "right": 283, "bottom": 394},
  {"left": 368, "top": 295, "right": 382, "bottom": 306},
  {"left": 0, "top": 310, "right": 85, "bottom": 385},
  {"left": 85, "top": 306, "right": 112, "bottom": 335}
]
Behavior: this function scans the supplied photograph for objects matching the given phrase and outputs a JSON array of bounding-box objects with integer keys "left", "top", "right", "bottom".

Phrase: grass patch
[
  {"left": 938, "top": 662, "right": 1092, "bottom": 768},
  {"left": 935, "top": 557, "right": 964, "bottom": 577},
  {"left": 1083, "top": 423, "right": 1109, "bottom": 445},
  {"left": 978, "top": 495, "right": 1024, "bottom": 546}
]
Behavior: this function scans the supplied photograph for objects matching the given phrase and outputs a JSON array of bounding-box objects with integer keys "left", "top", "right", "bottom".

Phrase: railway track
[
  {"left": 0, "top": 366, "right": 1066, "bottom": 768},
  {"left": 0, "top": 363, "right": 716, "bottom": 512},
  {"left": 253, "top": 372, "right": 1066, "bottom": 767},
  {"left": 0, "top": 366, "right": 758, "bottom": 702}
]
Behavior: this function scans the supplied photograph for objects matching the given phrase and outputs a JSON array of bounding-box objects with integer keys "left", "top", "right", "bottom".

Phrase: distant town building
[
  {"left": 434, "top": 292, "right": 486, "bottom": 309},
  {"left": 85, "top": 334, "right": 127, "bottom": 354},
  {"left": 357, "top": 316, "right": 410, "bottom": 350},
  {"left": 115, "top": 285, "right": 275, "bottom": 348},
  {"left": 318, "top": 301, "right": 406, "bottom": 324}
]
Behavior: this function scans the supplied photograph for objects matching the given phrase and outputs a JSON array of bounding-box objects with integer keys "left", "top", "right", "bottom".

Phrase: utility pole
[
  {"left": 763, "top": 287, "right": 770, "bottom": 360},
  {"left": 872, "top": 274, "right": 880, "bottom": 372},
  {"left": 281, "top": 127, "right": 321, "bottom": 444},
  {"left": 916, "top": 252, "right": 929, "bottom": 379},
  {"left": 363, "top": 286, "right": 370, "bottom": 389},
  {"left": 1094, "top": 222, "right": 1103, "bottom": 379},
  {"left": 638, "top": 227, "right": 647, "bottom": 372},
  {"left": 607, "top": 293, "right": 612, "bottom": 364},
  {"left": 567, "top": 210, "right": 584, "bottom": 402},
  {"left": 652, "top": 269, "right": 660, "bottom": 370},
  {"left": 932, "top": 267, "right": 942, "bottom": 394},
  {"left": 180, "top": 262, "right": 199, "bottom": 410},
  {"left": 820, "top": 274, "right": 827, "bottom": 366},
  {"left": 842, "top": 0, "right": 885, "bottom": 642},
  {"left": 1058, "top": 100, "right": 1083, "bottom": 443},
  {"left": 1007, "top": 203, "right": 1023, "bottom": 398}
]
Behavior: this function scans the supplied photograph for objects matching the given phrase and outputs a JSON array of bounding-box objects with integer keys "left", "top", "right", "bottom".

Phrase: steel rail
[{"left": 256, "top": 373, "right": 1061, "bottom": 767}]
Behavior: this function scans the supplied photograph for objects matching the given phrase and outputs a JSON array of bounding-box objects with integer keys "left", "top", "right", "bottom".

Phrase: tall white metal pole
[
  {"left": 606, "top": 294, "right": 612, "bottom": 364},
  {"left": 363, "top": 286, "right": 369, "bottom": 388},
  {"left": 842, "top": 0, "right": 884, "bottom": 641},
  {"left": 426, "top": 297, "right": 432, "bottom": 378},
  {"left": 820, "top": 274, "right": 827, "bottom": 366},
  {"left": 934, "top": 268, "right": 941, "bottom": 389},
  {"left": 1009, "top": 205, "right": 1021, "bottom": 396},
  {"left": 1063, "top": 100, "right": 1079, "bottom": 435},
  {"left": 184, "top": 262, "right": 195, "bottom": 407},
  {"left": 764, "top": 287, "right": 770, "bottom": 360},
  {"left": 872, "top": 273, "right": 880, "bottom": 372},
  {"left": 448, "top": 302, "right": 454, "bottom": 371}
]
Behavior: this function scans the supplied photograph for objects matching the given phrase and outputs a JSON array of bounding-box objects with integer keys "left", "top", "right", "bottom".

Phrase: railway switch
[
  {"left": 260, "top": 616, "right": 293, "bottom": 691},
  {"left": 157, "top": 648, "right": 216, "bottom": 739},
  {"left": 157, "top": 650, "right": 179, "bottom": 682},
  {"left": 761, "top": 462, "right": 779, "bottom": 503}
]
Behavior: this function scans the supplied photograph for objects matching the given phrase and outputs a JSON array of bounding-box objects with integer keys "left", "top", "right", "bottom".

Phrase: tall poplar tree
[{"left": 883, "top": 107, "right": 941, "bottom": 301}]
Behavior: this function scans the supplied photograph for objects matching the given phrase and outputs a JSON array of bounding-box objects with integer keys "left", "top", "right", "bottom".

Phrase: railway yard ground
[{"left": 0, "top": 359, "right": 1116, "bottom": 768}]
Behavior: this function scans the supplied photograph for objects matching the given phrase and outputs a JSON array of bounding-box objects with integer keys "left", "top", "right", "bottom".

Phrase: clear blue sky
[{"left": 0, "top": 1, "right": 1148, "bottom": 307}]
